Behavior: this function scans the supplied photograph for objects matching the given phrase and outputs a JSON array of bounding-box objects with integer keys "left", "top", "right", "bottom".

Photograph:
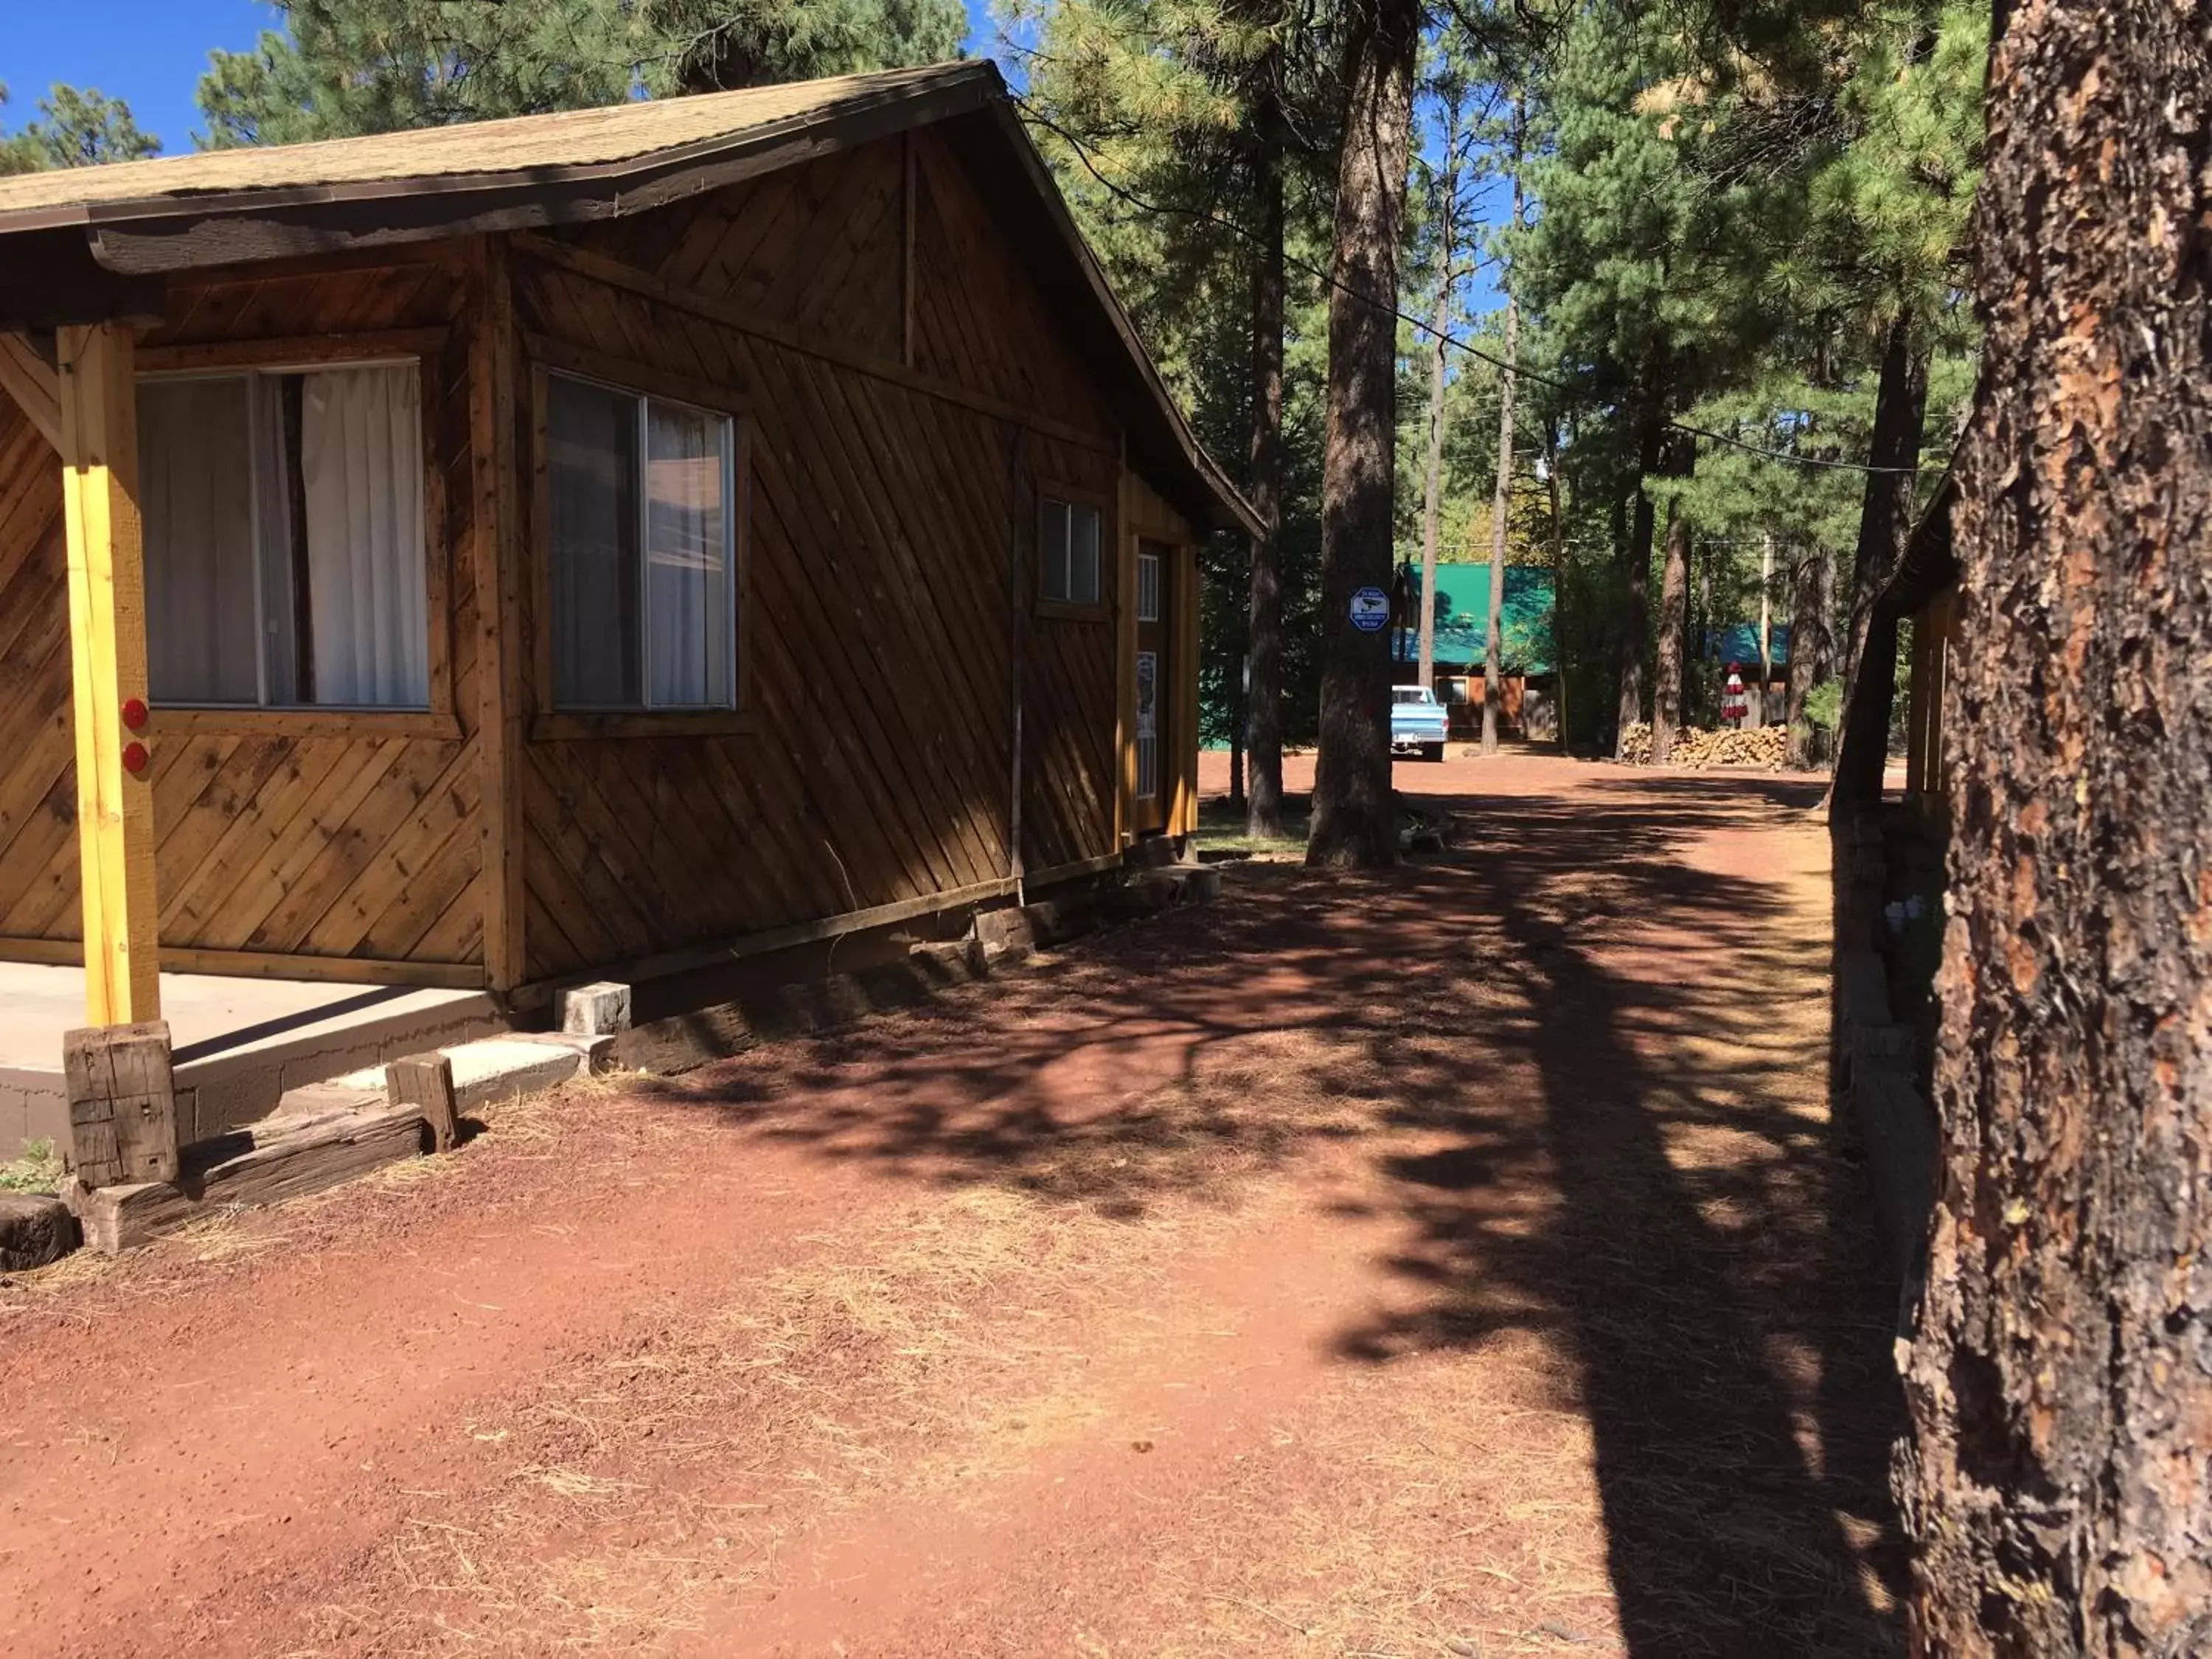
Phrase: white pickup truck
[{"left": 1390, "top": 685, "right": 1448, "bottom": 762}]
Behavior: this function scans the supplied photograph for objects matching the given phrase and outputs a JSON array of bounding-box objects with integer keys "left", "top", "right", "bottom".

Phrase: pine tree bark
[
  {"left": 1902, "top": 1, "right": 2212, "bottom": 1650},
  {"left": 1652, "top": 494, "right": 1690, "bottom": 763},
  {"left": 1833, "top": 310, "right": 1931, "bottom": 801},
  {"left": 1614, "top": 380, "right": 1664, "bottom": 758},
  {"left": 1756, "top": 531, "right": 1774, "bottom": 726},
  {"left": 1784, "top": 540, "right": 1822, "bottom": 770},
  {"left": 1416, "top": 83, "right": 1467, "bottom": 702},
  {"left": 1416, "top": 240, "right": 1453, "bottom": 698},
  {"left": 1244, "top": 68, "right": 1288, "bottom": 841},
  {"left": 1308, "top": 0, "right": 1417, "bottom": 868},
  {"left": 1483, "top": 288, "right": 1519, "bottom": 754},
  {"left": 1546, "top": 420, "right": 1569, "bottom": 753},
  {"left": 1483, "top": 96, "right": 1523, "bottom": 757}
]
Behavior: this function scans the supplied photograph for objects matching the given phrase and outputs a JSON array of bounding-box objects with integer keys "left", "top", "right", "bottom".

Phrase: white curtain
[
  {"left": 251, "top": 375, "right": 299, "bottom": 705},
  {"left": 644, "top": 401, "right": 731, "bottom": 708},
  {"left": 141, "top": 378, "right": 260, "bottom": 703},
  {"left": 299, "top": 365, "right": 428, "bottom": 706}
]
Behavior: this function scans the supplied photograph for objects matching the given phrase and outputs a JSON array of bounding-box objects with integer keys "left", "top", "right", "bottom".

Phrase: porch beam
[
  {"left": 57, "top": 321, "right": 160, "bottom": 1025},
  {"left": 0, "top": 332, "right": 61, "bottom": 451},
  {"left": 1171, "top": 544, "right": 1201, "bottom": 837}
]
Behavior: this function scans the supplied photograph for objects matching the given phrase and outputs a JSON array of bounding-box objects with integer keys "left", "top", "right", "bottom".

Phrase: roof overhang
[
  {"left": 0, "top": 67, "right": 1002, "bottom": 291},
  {"left": 0, "top": 62, "right": 1256, "bottom": 539}
]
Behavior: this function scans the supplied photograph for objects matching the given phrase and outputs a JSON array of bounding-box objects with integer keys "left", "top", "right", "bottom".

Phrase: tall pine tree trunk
[
  {"left": 1308, "top": 0, "right": 1417, "bottom": 868},
  {"left": 1756, "top": 532, "right": 1774, "bottom": 726},
  {"left": 1784, "top": 540, "right": 1821, "bottom": 769},
  {"left": 1843, "top": 310, "right": 1931, "bottom": 703},
  {"left": 1483, "top": 291, "right": 1520, "bottom": 754},
  {"left": 1615, "top": 380, "right": 1665, "bottom": 758},
  {"left": 1547, "top": 420, "right": 1569, "bottom": 754},
  {"left": 1416, "top": 250, "right": 1453, "bottom": 697},
  {"left": 1652, "top": 493, "right": 1691, "bottom": 762},
  {"left": 1483, "top": 96, "right": 1523, "bottom": 757},
  {"left": 1244, "top": 67, "right": 1288, "bottom": 841},
  {"left": 1415, "top": 86, "right": 1465, "bottom": 701},
  {"left": 1832, "top": 310, "right": 1931, "bottom": 802},
  {"left": 1902, "top": 0, "right": 2212, "bottom": 1649}
]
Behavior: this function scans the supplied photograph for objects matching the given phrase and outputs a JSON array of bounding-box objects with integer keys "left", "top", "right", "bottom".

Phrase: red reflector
[{"left": 122, "top": 741, "right": 150, "bottom": 776}]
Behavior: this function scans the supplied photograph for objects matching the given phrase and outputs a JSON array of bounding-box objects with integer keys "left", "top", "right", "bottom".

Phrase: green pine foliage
[
  {"left": 195, "top": 0, "right": 967, "bottom": 147},
  {"left": 132, "top": 0, "right": 1989, "bottom": 765},
  {"left": 1013, "top": 0, "right": 1340, "bottom": 751},
  {"left": 0, "top": 82, "right": 161, "bottom": 172}
]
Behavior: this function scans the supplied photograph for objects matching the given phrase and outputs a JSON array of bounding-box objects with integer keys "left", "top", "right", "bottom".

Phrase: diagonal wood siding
[
  {"left": 0, "top": 256, "right": 487, "bottom": 972},
  {"left": 0, "top": 124, "right": 1193, "bottom": 990},
  {"left": 515, "top": 132, "right": 1125, "bottom": 979}
]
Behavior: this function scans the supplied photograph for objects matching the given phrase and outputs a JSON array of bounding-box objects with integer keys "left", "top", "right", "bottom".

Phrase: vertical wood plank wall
[{"left": 0, "top": 128, "right": 1209, "bottom": 989}]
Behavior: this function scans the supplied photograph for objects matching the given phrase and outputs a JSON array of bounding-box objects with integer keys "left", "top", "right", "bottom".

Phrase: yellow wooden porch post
[{"left": 57, "top": 321, "right": 159, "bottom": 1025}]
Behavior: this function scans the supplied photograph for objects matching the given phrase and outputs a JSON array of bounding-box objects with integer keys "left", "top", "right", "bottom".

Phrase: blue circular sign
[{"left": 1349, "top": 585, "right": 1391, "bottom": 633}]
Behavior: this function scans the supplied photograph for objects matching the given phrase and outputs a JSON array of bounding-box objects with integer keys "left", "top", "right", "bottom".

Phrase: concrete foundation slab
[{"left": 0, "top": 963, "right": 505, "bottom": 1155}]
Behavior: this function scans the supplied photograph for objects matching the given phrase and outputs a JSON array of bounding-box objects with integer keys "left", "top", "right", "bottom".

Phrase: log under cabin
[{"left": 0, "top": 62, "right": 1256, "bottom": 1031}]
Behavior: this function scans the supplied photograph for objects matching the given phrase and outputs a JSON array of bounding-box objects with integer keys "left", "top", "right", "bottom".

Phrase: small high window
[
  {"left": 1039, "top": 495, "right": 1102, "bottom": 609},
  {"left": 546, "top": 372, "right": 738, "bottom": 712},
  {"left": 1136, "top": 551, "right": 1161, "bottom": 622},
  {"left": 139, "top": 361, "right": 429, "bottom": 708}
]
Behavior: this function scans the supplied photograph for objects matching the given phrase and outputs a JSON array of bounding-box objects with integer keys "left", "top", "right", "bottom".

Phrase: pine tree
[
  {"left": 1481, "top": 88, "right": 1522, "bottom": 757},
  {"left": 195, "top": 0, "right": 966, "bottom": 146},
  {"left": 0, "top": 83, "right": 159, "bottom": 170},
  {"left": 1902, "top": 0, "right": 2212, "bottom": 1646},
  {"left": 1307, "top": 0, "right": 1417, "bottom": 869}
]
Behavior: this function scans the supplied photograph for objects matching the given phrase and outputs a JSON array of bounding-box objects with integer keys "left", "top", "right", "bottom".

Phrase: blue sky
[{"left": 0, "top": 0, "right": 1003, "bottom": 154}]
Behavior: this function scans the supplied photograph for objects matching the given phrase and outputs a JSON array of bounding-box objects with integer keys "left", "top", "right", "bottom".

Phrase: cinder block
[
  {"left": 557, "top": 981, "right": 633, "bottom": 1037},
  {"left": 972, "top": 906, "right": 1037, "bottom": 959}
]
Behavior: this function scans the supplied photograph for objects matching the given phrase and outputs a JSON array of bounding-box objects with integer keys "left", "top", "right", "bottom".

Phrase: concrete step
[
  {"left": 71, "top": 1030, "right": 615, "bottom": 1255},
  {"left": 324, "top": 1031, "right": 611, "bottom": 1113}
]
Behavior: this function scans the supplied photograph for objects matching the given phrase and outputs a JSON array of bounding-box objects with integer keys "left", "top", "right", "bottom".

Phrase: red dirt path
[{"left": 0, "top": 754, "right": 1905, "bottom": 1658}]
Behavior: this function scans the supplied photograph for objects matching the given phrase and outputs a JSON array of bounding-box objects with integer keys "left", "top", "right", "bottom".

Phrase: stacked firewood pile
[{"left": 1618, "top": 722, "right": 1789, "bottom": 770}]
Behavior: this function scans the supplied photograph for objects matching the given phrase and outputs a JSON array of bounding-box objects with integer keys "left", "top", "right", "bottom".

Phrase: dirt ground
[{"left": 0, "top": 752, "right": 1905, "bottom": 1658}]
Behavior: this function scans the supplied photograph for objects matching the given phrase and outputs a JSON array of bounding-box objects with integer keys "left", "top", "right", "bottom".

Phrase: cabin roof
[
  {"left": 0, "top": 60, "right": 1256, "bottom": 537},
  {"left": 0, "top": 67, "right": 972, "bottom": 216},
  {"left": 1397, "top": 565, "right": 1557, "bottom": 675}
]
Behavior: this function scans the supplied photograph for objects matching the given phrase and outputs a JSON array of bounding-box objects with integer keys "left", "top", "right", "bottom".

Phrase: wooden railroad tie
[
  {"left": 62, "top": 1020, "right": 179, "bottom": 1188},
  {"left": 386, "top": 1051, "right": 461, "bottom": 1153}
]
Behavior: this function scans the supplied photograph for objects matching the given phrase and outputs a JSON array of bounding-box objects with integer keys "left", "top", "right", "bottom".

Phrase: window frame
[
  {"left": 1035, "top": 481, "right": 1110, "bottom": 622},
  {"left": 524, "top": 336, "right": 754, "bottom": 742},
  {"left": 1135, "top": 550, "right": 1162, "bottom": 623},
  {"left": 134, "top": 330, "right": 456, "bottom": 739}
]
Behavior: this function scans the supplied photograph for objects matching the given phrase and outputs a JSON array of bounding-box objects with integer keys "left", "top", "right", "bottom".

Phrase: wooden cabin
[{"left": 0, "top": 63, "right": 1255, "bottom": 1027}]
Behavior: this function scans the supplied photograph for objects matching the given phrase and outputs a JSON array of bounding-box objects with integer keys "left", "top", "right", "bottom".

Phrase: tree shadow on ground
[{"left": 624, "top": 771, "right": 1905, "bottom": 1656}]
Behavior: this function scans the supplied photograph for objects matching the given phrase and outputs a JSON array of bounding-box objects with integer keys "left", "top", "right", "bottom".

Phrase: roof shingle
[{"left": 0, "top": 63, "right": 975, "bottom": 218}]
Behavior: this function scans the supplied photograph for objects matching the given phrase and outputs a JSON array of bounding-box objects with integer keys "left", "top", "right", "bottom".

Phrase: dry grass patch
[{"left": 342, "top": 1176, "right": 1239, "bottom": 1654}]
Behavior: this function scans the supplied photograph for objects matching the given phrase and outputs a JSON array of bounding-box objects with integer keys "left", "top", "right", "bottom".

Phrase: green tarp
[{"left": 1397, "top": 564, "right": 1555, "bottom": 675}]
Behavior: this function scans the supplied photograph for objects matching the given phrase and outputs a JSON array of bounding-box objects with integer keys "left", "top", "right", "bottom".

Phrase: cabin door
[{"left": 1133, "top": 540, "right": 1172, "bottom": 836}]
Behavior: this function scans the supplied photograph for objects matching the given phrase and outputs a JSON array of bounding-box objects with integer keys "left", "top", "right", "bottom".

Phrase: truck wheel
[{"left": 1422, "top": 742, "right": 1446, "bottom": 763}]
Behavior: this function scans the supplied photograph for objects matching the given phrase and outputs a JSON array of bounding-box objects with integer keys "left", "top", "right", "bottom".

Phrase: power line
[{"left": 1015, "top": 97, "right": 1927, "bottom": 479}]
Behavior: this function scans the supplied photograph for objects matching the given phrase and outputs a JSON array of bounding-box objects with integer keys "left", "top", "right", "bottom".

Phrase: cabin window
[
  {"left": 1039, "top": 494, "right": 1102, "bottom": 610},
  {"left": 1135, "top": 650, "right": 1159, "bottom": 800},
  {"left": 547, "top": 372, "right": 737, "bottom": 712},
  {"left": 139, "top": 362, "right": 429, "bottom": 709},
  {"left": 1136, "top": 551, "right": 1161, "bottom": 622}
]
